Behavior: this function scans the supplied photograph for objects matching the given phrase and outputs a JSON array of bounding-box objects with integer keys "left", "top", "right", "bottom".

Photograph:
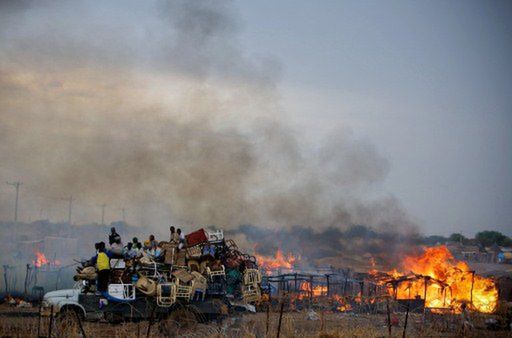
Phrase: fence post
[
  {"left": 74, "top": 310, "right": 87, "bottom": 338},
  {"left": 276, "top": 297, "right": 285, "bottom": 338},
  {"left": 386, "top": 298, "right": 392, "bottom": 337},
  {"left": 402, "top": 300, "right": 410, "bottom": 338},
  {"left": 37, "top": 303, "right": 42, "bottom": 337},
  {"left": 47, "top": 305, "right": 54, "bottom": 338},
  {"left": 266, "top": 302, "right": 270, "bottom": 336},
  {"left": 146, "top": 304, "right": 156, "bottom": 338}
]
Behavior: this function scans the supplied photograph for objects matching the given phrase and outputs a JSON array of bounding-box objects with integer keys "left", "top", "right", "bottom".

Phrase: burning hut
[{"left": 370, "top": 246, "right": 498, "bottom": 313}]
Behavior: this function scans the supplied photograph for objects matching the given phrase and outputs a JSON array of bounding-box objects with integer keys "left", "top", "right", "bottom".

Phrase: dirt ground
[{"left": 0, "top": 305, "right": 511, "bottom": 338}]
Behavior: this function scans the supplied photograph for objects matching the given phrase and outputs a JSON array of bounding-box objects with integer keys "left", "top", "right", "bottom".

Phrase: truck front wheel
[{"left": 54, "top": 305, "right": 85, "bottom": 335}]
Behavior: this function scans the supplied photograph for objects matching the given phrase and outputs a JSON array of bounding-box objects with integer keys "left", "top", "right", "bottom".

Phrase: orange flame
[
  {"left": 332, "top": 294, "right": 353, "bottom": 312},
  {"left": 290, "top": 281, "right": 329, "bottom": 300},
  {"left": 368, "top": 256, "right": 378, "bottom": 275},
  {"left": 385, "top": 246, "right": 498, "bottom": 313},
  {"left": 255, "top": 249, "right": 298, "bottom": 274},
  {"left": 33, "top": 251, "right": 49, "bottom": 268}
]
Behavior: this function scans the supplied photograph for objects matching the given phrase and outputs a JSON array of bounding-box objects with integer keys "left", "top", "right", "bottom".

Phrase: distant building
[
  {"left": 445, "top": 241, "right": 494, "bottom": 263},
  {"left": 498, "top": 247, "right": 512, "bottom": 264}
]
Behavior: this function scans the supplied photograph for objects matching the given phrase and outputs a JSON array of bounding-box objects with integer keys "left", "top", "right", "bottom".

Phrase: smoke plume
[{"left": 0, "top": 0, "right": 417, "bottom": 235}]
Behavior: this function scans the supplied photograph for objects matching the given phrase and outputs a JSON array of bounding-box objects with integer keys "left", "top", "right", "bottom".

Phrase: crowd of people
[{"left": 89, "top": 226, "right": 187, "bottom": 291}]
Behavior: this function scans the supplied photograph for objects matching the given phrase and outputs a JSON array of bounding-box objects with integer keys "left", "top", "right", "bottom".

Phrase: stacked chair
[{"left": 75, "top": 227, "right": 263, "bottom": 307}]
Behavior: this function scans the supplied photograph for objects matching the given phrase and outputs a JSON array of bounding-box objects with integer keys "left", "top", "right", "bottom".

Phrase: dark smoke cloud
[
  {"left": 0, "top": 0, "right": 417, "bottom": 235},
  {"left": 229, "top": 224, "right": 421, "bottom": 270}
]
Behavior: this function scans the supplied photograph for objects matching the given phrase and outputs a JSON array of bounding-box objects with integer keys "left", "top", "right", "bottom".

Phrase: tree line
[{"left": 424, "top": 230, "right": 512, "bottom": 247}]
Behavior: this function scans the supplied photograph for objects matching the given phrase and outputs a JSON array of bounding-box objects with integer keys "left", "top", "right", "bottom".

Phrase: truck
[
  {"left": 41, "top": 282, "right": 232, "bottom": 326},
  {"left": 41, "top": 228, "right": 260, "bottom": 326}
]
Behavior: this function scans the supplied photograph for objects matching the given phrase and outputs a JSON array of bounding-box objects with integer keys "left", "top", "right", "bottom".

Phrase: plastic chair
[
  {"left": 243, "top": 269, "right": 262, "bottom": 285},
  {"left": 191, "top": 271, "right": 207, "bottom": 301},
  {"left": 157, "top": 283, "right": 177, "bottom": 307},
  {"left": 175, "top": 278, "right": 194, "bottom": 301},
  {"left": 241, "top": 284, "right": 261, "bottom": 303},
  {"left": 206, "top": 265, "right": 226, "bottom": 280}
]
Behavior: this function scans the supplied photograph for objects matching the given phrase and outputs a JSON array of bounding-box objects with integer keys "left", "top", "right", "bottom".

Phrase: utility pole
[
  {"left": 65, "top": 196, "right": 73, "bottom": 224},
  {"left": 6, "top": 181, "right": 22, "bottom": 222},
  {"left": 99, "top": 204, "right": 107, "bottom": 225},
  {"left": 121, "top": 207, "right": 126, "bottom": 223}
]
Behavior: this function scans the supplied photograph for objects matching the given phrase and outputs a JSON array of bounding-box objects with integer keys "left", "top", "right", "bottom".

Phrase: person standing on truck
[
  {"left": 96, "top": 242, "right": 110, "bottom": 292},
  {"left": 177, "top": 228, "right": 185, "bottom": 249},
  {"left": 170, "top": 226, "right": 179, "bottom": 244},
  {"left": 109, "top": 227, "right": 121, "bottom": 245}
]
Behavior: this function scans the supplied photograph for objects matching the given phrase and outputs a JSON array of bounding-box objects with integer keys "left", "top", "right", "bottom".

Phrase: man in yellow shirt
[{"left": 95, "top": 242, "right": 110, "bottom": 292}]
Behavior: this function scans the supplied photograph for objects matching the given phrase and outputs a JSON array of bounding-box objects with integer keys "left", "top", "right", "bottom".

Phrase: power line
[{"left": 6, "top": 181, "right": 22, "bottom": 222}]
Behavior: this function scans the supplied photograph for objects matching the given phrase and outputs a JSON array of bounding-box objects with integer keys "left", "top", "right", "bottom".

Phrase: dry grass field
[{"left": 1, "top": 308, "right": 510, "bottom": 338}]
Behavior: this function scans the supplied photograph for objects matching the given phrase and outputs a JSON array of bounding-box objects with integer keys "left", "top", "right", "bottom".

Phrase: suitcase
[{"left": 185, "top": 229, "right": 208, "bottom": 247}]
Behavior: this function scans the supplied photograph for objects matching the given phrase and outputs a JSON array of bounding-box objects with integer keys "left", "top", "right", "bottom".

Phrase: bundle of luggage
[{"left": 74, "top": 228, "right": 262, "bottom": 306}]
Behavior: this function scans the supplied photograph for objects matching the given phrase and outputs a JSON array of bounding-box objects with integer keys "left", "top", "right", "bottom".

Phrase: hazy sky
[
  {"left": 235, "top": 0, "right": 512, "bottom": 236},
  {"left": 0, "top": 1, "right": 510, "bottom": 237}
]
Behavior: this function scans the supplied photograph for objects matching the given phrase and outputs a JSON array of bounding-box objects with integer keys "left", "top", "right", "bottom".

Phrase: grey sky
[
  {"left": 236, "top": 0, "right": 512, "bottom": 236},
  {"left": 0, "top": 0, "right": 510, "bottom": 237}
]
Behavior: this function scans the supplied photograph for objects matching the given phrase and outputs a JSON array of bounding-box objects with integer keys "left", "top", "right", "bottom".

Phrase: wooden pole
[
  {"left": 55, "top": 268, "right": 62, "bottom": 290},
  {"left": 402, "top": 300, "right": 410, "bottom": 338},
  {"left": 3, "top": 265, "right": 9, "bottom": 293},
  {"left": 386, "top": 298, "right": 392, "bottom": 337},
  {"left": 276, "top": 298, "right": 285, "bottom": 338},
  {"left": 469, "top": 271, "right": 475, "bottom": 309},
  {"left": 423, "top": 277, "right": 429, "bottom": 314},
  {"left": 146, "top": 305, "right": 156, "bottom": 338},
  {"left": 74, "top": 310, "right": 87, "bottom": 338},
  {"left": 326, "top": 275, "right": 330, "bottom": 297},
  {"left": 266, "top": 302, "right": 270, "bottom": 337},
  {"left": 320, "top": 310, "right": 325, "bottom": 331},
  {"left": 37, "top": 303, "right": 42, "bottom": 338},
  {"left": 24, "top": 264, "right": 30, "bottom": 296},
  {"left": 47, "top": 305, "right": 54, "bottom": 338},
  {"left": 309, "top": 276, "right": 313, "bottom": 301},
  {"left": 443, "top": 287, "right": 447, "bottom": 307}
]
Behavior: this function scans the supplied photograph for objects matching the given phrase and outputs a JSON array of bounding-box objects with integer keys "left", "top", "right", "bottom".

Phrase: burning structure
[
  {"left": 255, "top": 245, "right": 499, "bottom": 315},
  {"left": 373, "top": 246, "right": 498, "bottom": 313},
  {"left": 3, "top": 250, "right": 69, "bottom": 300}
]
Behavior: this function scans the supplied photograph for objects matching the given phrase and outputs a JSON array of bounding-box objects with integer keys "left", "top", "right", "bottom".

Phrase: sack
[
  {"left": 140, "top": 255, "right": 154, "bottom": 265},
  {"left": 74, "top": 266, "right": 97, "bottom": 280}
]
